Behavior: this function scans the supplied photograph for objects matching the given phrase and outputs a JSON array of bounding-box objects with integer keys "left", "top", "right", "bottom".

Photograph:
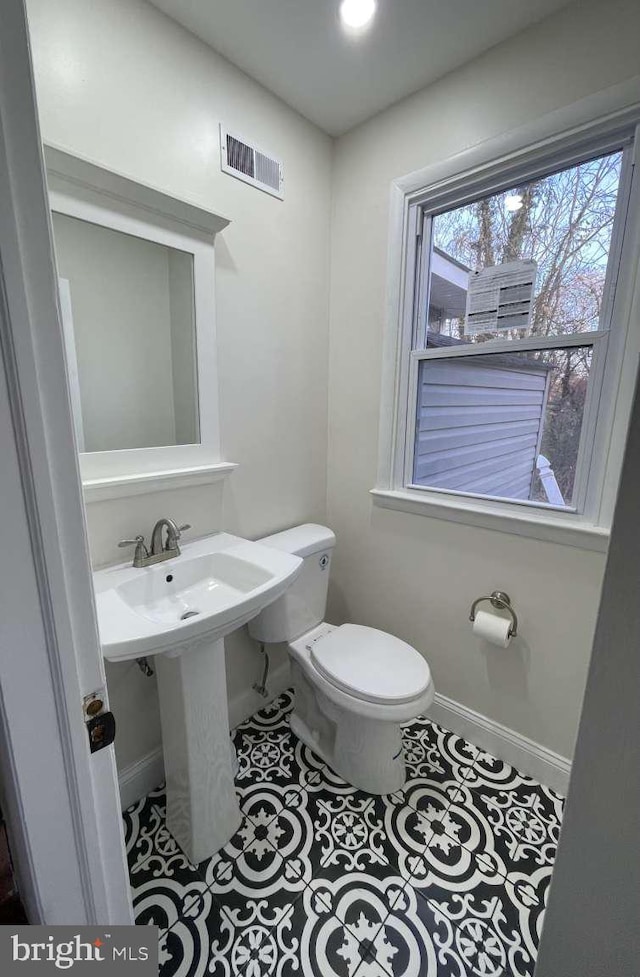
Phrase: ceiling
[{"left": 148, "top": 0, "right": 573, "bottom": 136}]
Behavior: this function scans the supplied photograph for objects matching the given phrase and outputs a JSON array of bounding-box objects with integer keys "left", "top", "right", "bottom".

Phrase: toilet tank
[{"left": 248, "top": 524, "right": 336, "bottom": 643}]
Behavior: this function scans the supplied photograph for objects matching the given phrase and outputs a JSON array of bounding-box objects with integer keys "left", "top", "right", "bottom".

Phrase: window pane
[
  {"left": 412, "top": 346, "right": 593, "bottom": 507},
  {"left": 426, "top": 151, "right": 623, "bottom": 345}
]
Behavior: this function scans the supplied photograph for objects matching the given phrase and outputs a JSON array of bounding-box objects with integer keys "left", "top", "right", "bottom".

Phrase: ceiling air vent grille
[{"left": 220, "top": 126, "right": 283, "bottom": 199}]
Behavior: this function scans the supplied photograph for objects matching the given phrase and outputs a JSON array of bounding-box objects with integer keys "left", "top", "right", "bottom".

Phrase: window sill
[{"left": 370, "top": 488, "right": 609, "bottom": 552}]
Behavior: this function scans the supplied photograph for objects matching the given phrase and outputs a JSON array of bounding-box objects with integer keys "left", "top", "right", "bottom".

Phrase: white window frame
[{"left": 374, "top": 88, "right": 640, "bottom": 552}]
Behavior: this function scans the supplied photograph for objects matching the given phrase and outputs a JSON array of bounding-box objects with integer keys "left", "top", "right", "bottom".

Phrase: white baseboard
[
  {"left": 117, "top": 662, "right": 292, "bottom": 810},
  {"left": 427, "top": 693, "right": 572, "bottom": 795},
  {"left": 118, "top": 672, "right": 569, "bottom": 807},
  {"left": 118, "top": 746, "right": 165, "bottom": 812}
]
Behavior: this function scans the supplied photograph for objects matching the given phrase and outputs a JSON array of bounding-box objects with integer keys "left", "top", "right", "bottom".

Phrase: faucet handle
[
  {"left": 118, "top": 534, "right": 146, "bottom": 548},
  {"left": 118, "top": 535, "right": 149, "bottom": 568},
  {"left": 165, "top": 523, "right": 190, "bottom": 551}
]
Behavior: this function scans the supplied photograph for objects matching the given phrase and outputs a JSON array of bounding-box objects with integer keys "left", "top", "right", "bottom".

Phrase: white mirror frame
[{"left": 45, "top": 145, "right": 237, "bottom": 502}]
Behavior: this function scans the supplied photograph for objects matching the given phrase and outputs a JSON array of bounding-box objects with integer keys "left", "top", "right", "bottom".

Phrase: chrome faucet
[{"left": 118, "top": 518, "right": 191, "bottom": 568}]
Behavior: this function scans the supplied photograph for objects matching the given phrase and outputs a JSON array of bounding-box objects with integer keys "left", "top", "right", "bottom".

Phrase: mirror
[{"left": 51, "top": 213, "right": 200, "bottom": 453}]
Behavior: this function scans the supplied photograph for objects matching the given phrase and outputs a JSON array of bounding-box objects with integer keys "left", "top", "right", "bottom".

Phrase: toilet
[{"left": 249, "top": 524, "right": 434, "bottom": 794}]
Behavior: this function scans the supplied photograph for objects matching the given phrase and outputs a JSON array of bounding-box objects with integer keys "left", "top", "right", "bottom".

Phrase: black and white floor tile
[{"left": 123, "top": 689, "right": 564, "bottom": 976}]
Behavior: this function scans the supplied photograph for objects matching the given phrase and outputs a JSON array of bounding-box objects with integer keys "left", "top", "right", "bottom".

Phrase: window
[
  {"left": 413, "top": 346, "right": 594, "bottom": 508},
  {"left": 378, "top": 119, "right": 640, "bottom": 543}
]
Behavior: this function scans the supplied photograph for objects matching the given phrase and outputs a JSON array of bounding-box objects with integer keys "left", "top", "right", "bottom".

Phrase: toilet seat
[{"left": 309, "top": 623, "right": 431, "bottom": 705}]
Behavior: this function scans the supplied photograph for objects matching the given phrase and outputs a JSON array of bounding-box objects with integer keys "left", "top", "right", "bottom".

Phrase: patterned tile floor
[{"left": 123, "top": 690, "right": 564, "bottom": 977}]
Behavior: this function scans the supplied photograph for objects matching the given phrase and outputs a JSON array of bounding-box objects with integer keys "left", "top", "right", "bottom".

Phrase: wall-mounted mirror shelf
[{"left": 45, "top": 145, "right": 236, "bottom": 502}]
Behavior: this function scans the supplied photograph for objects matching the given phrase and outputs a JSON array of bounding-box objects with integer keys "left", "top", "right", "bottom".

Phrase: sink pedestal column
[{"left": 155, "top": 637, "right": 241, "bottom": 864}]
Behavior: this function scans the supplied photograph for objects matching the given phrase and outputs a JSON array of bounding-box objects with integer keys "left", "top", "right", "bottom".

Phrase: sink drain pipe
[{"left": 253, "top": 642, "right": 270, "bottom": 698}]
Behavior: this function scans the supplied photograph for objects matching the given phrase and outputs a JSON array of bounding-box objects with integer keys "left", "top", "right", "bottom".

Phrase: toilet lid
[{"left": 310, "top": 624, "right": 431, "bottom": 705}]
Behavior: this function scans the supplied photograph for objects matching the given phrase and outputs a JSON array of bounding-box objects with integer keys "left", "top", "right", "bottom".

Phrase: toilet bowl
[{"left": 248, "top": 524, "right": 434, "bottom": 794}]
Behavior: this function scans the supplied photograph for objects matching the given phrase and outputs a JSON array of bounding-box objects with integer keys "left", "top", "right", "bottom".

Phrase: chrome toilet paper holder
[{"left": 469, "top": 591, "right": 518, "bottom": 638}]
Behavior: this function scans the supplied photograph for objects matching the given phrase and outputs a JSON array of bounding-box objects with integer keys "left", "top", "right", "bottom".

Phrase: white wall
[
  {"left": 26, "top": 0, "right": 332, "bottom": 775},
  {"left": 327, "top": 0, "right": 640, "bottom": 761}
]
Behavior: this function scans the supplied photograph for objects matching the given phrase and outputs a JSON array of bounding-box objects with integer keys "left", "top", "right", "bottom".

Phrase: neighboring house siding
[{"left": 414, "top": 359, "right": 549, "bottom": 499}]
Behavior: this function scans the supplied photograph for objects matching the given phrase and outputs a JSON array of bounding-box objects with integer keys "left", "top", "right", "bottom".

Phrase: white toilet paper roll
[{"left": 472, "top": 609, "right": 512, "bottom": 648}]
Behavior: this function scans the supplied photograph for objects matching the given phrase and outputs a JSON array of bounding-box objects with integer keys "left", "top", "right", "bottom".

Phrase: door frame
[
  {"left": 534, "top": 379, "right": 640, "bottom": 972},
  {"left": 0, "top": 0, "right": 132, "bottom": 924}
]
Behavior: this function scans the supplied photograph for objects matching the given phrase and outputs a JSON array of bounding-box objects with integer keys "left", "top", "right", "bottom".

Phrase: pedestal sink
[{"left": 93, "top": 533, "right": 301, "bottom": 863}]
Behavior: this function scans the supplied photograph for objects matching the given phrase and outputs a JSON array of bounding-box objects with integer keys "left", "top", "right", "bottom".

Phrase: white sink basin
[
  {"left": 94, "top": 533, "right": 301, "bottom": 661},
  {"left": 92, "top": 531, "right": 301, "bottom": 864}
]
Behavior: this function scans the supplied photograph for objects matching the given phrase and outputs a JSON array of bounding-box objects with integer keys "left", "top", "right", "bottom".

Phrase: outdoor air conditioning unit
[{"left": 219, "top": 125, "right": 284, "bottom": 200}]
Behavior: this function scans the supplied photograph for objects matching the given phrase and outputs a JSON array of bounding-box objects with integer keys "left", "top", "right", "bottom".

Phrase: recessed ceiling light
[
  {"left": 505, "top": 193, "right": 524, "bottom": 212},
  {"left": 339, "top": 0, "right": 377, "bottom": 31}
]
